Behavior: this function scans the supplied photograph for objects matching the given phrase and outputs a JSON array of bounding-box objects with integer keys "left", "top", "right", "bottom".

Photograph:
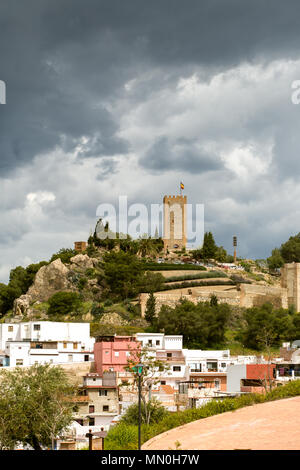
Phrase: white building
[{"left": 1, "top": 322, "right": 94, "bottom": 367}]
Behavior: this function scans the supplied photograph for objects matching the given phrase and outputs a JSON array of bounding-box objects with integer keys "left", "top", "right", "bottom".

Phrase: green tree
[
  {"left": 103, "top": 251, "right": 145, "bottom": 299},
  {"left": 0, "top": 364, "right": 75, "bottom": 450},
  {"left": 120, "top": 399, "right": 169, "bottom": 426},
  {"left": 215, "top": 246, "right": 228, "bottom": 262},
  {"left": 240, "top": 303, "right": 294, "bottom": 350},
  {"left": 47, "top": 291, "right": 82, "bottom": 317},
  {"left": 50, "top": 248, "right": 76, "bottom": 264},
  {"left": 202, "top": 232, "right": 217, "bottom": 260},
  {"left": 280, "top": 233, "right": 300, "bottom": 263},
  {"left": 267, "top": 248, "right": 284, "bottom": 271},
  {"left": 145, "top": 292, "right": 156, "bottom": 324},
  {"left": 156, "top": 299, "right": 230, "bottom": 348}
]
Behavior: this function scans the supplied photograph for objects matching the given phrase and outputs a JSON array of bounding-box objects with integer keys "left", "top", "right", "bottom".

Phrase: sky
[{"left": 1, "top": 0, "right": 300, "bottom": 282}]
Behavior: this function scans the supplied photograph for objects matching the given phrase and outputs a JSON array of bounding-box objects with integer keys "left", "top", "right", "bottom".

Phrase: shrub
[
  {"left": 105, "top": 380, "right": 300, "bottom": 450},
  {"left": 47, "top": 292, "right": 82, "bottom": 316}
]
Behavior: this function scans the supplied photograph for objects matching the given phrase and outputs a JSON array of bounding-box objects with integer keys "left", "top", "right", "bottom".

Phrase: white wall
[{"left": 226, "top": 364, "right": 246, "bottom": 393}]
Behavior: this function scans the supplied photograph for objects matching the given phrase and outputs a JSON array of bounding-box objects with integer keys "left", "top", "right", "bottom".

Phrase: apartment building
[
  {"left": 73, "top": 372, "right": 119, "bottom": 430},
  {"left": 0, "top": 322, "right": 94, "bottom": 367}
]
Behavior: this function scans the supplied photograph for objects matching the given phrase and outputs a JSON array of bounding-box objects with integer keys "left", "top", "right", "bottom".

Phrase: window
[
  {"left": 73, "top": 343, "right": 78, "bottom": 350},
  {"left": 214, "top": 379, "right": 221, "bottom": 390},
  {"left": 148, "top": 340, "right": 152, "bottom": 346},
  {"left": 114, "top": 351, "right": 119, "bottom": 357},
  {"left": 173, "top": 366, "right": 181, "bottom": 372},
  {"left": 221, "top": 363, "right": 227, "bottom": 368},
  {"left": 33, "top": 324, "right": 40, "bottom": 331},
  {"left": 167, "top": 352, "right": 172, "bottom": 358},
  {"left": 84, "top": 355, "right": 89, "bottom": 362},
  {"left": 190, "top": 363, "right": 201, "bottom": 372},
  {"left": 207, "top": 361, "right": 218, "bottom": 371},
  {"left": 63, "top": 342, "right": 67, "bottom": 349},
  {"left": 68, "top": 354, "right": 73, "bottom": 362},
  {"left": 89, "top": 405, "right": 95, "bottom": 413},
  {"left": 89, "top": 418, "right": 95, "bottom": 426},
  {"left": 156, "top": 340, "right": 160, "bottom": 346},
  {"left": 8, "top": 326, "right": 13, "bottom": 332},
  {"left": 103, "top": 405, "right": 109, "bottom": 412},
  {"left": 126, "top": 351, "right": 130, "bottom": 357},
  {"left": 16, "top": 359, "right": 23, "bottom": 366},
  {"left": 160, "top": 381, "right": 166, "bottom": 385},
  {"left": 99, "top": 390, "right": 108, "bottom": 396}
]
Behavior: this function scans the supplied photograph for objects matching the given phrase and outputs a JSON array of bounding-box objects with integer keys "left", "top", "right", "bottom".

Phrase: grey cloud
[{"left": 141, "top": 136, "right": 223, "bottom": 174}]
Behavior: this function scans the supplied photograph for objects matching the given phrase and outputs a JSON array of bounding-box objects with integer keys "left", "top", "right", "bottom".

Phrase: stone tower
[
  {"left": 163, "top": 194, "right": 187, "bottom": 252},
  {"left": 281, "top": 263, "right": 300, "bottom": 312}
]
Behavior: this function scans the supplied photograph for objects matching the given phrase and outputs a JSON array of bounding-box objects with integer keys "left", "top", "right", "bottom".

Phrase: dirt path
[{"left": 142, "top": 396, "right": 300, "bottom": 450}]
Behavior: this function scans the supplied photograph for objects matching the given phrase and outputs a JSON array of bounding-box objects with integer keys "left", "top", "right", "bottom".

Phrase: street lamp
[{"left": 131, "top": 363, "right": 144, "bottom": 450}]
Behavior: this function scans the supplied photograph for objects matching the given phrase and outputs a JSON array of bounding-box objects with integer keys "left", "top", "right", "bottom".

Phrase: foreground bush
[{"left": 104, "top": 380, "right": 300, "bottom": 450}]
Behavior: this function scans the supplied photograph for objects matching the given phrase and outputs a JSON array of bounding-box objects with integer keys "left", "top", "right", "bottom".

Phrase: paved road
[{"left": 142, "top": 396, "right": 300, "bottom": 450}]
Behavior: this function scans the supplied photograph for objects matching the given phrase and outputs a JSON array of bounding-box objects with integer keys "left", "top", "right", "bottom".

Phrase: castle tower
[
  {"left": 163, "top": 194, "right": 187, "bottom": 253},
  {"left": 281, "top": 263, "right": 300, "bottom": 312}
]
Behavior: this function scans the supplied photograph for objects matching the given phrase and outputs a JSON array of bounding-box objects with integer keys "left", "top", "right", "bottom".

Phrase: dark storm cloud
[
  {"left": 2, "top": 0, "right": 300, "bottom": 175},
  {"left": 141, "top": 136, "right": 223, "bottom": 174}
]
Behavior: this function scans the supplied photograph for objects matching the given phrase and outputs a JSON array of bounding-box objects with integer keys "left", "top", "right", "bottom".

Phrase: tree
[
  {"left": 267, "top": 248, "right": 284, "bottom": 271},
  {"left": 120, "top": 399, "right": 169, "bottom": 426},
  {"left": 0, "top": 364, "right": 75, "bottom": 450},
  {"left": 240, "top": 303, "right": 294, "bottom": 350},
  {"left": 215, "top": 246, "right": 228, "bottom": 262},
  {"left": 156, "top": 299, "right": 230, "bottom": 349},
  {"left": 202, "top": 232, "right": 217, "bottom": 259},
  {"left": 145, "top": 292, "right": 156, "bottom": 324},
  {"left": 50, "top": 248, "right": 77, "bottom": 264},
  {"left": 125, "top": 346, "right": 170, "bottom": 425},
  {"left": 103, "top": 251, "right": 145, "bottom": 299},
  {"left": 47, "top": 291, "right": 82, "bottom": 317}
]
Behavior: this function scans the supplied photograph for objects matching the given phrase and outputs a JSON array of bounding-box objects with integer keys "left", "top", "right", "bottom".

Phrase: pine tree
[
  {"left": 202, "top": 232, "right": 217, "bottom": 259},
  {"left": 145, "top": 292, "right": 156, "bottom": 324}
]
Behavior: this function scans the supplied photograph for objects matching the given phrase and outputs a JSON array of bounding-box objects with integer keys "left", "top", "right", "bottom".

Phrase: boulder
[
  {"left": 13, "top": 294, "right": 33, "bottom": 317},
  {"left": 100, "top": 312, "right": 128, "bottom": 326},
  {"left": 70, "top": 254, "right": 98, "bottom": 270},
  {"left": 27, "top": 258, "right": 73, "bottom": 302}
]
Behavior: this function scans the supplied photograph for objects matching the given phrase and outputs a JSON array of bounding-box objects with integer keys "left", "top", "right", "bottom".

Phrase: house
[
  {"left": 227, "top": 363, "right": 276, "bottom": 393},
  {"left": 1, "top": 322, "right": 94, "bottom": 367},
  {"left": 94, "top": 335, "right": 139, "bottom": 375},
  {"left": 73, "top": 371, "right": 119, "bottom": 430}
]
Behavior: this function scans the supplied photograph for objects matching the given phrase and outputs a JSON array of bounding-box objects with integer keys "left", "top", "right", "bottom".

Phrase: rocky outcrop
[
  {"left": 13, "top": 294, "right": 33, "bottom": 317},
  {"left": 70, "top": 254, "right": 99, "bottom": 270},
  {"left": 100, "top": 312, "right": 129, "bottom": 326},
  {"left": 27, "top": 258, "right": 73, "bottom": 302}
]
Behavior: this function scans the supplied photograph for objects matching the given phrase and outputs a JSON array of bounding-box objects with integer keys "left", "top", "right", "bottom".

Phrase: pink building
[{"left": 94, "top": 335, "right": 139, "bottom": 374}]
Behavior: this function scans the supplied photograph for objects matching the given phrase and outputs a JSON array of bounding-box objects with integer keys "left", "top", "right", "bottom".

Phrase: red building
[{"left": 94, "top": 335, "right": 139, "bottom": 375}]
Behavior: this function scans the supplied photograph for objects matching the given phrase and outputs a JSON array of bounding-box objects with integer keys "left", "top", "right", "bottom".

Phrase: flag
[{"left": 180, "top": 182, "right": 184, "bottom": 190}]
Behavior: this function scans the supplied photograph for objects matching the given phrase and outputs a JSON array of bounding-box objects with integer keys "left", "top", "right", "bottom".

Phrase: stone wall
[{"left": 139, "top": 282, "right": 289, "bottom": 317}]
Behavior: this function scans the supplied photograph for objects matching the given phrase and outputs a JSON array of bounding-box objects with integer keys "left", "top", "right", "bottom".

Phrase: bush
[
  {"left": 120, "top": 399, "right": 169, "bottom": 426},
  {"left": 105, "top": 380, "right": 300, "bottom": 450},
  {"left": 47, "top": 292, "right": 82, "bottom": 317}
]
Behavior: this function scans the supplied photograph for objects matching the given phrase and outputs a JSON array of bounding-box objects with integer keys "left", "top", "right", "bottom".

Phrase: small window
[
  {"left": 126, "top": 351, "right": 130, "bottom": 357},
  {"left": 167, "top": 353, "right": 172, "bottom": 358},
  {"left": 156, "top": 340, "right": 160, "bottom": 346},
  {"left": 221, "top": 363, "right": 226, "bottom": 368},
  {"left": 16, "top": 359, "right": 23, "bottom": 366},
  {"left": 63, "top": 342, "right": 67, "bottom": 349},
  {"left": 89, "top": 405, "right": 95, "bottom": 413},
  {"left": 33, "top": 324, "right": 40, "bottom": 331},
  {"left": 148, "top": 340, "right": 152, "bottom": 346},
  {"left": 173, "top": 366, "right": 181, "bottom": 372},
  {"left": 161, "top": 381, "right": 166, "bottom": 385},
  {"left": 103, "top": 405, "right": 109, "bottom": 412},
  {"left": 115, "top": 351, "right": 119, "bottom": 357},
  {"left": 89, "top": 418, "right": 95, "bottom": 426},
  {"left": 84, "top": 355, "right": 89, "bottom": 362},
  {"left": 8, "top": 326, "right": 13, "bottom": 332},
  {"left": 99, "top": 390, "right": 108, "bottom": 396},
  {"left": 73, "top": 343, "right": 78, "bottom": 350}
]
